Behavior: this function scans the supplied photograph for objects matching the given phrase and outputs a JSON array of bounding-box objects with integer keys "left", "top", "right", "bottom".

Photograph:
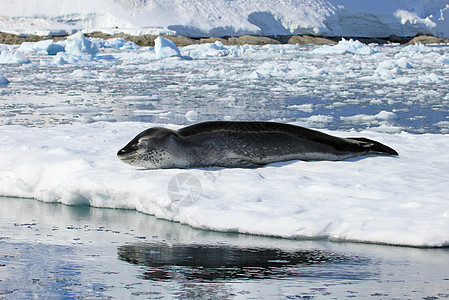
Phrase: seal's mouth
[{"left": 117, "top": 149, "right": 138, "bottom": 163}]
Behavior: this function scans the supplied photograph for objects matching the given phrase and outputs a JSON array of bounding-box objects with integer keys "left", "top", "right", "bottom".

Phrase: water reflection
[
  {"left": 3, "top": 197, "right": 449, "bottom": 298},
  {"left": 118, "top": 243, "right": 358, "bottom": 281}
]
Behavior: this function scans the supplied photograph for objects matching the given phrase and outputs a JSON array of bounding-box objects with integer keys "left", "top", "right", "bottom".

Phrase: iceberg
[
  {"left": 65, "top": 32, "right": 99, "bottom": 57},
  {"left": 154, "top": 37, "right": 181, "bottom": 58}
]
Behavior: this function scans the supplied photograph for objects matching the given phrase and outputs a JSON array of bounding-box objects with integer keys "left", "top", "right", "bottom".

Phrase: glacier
[{"left": 0, "top": 0, "right": 449, "bottom": 38}]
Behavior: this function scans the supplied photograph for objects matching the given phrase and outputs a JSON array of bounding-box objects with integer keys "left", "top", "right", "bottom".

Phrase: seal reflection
[{"left": 118, "top": 243, "right": 348, "bottom": 281}]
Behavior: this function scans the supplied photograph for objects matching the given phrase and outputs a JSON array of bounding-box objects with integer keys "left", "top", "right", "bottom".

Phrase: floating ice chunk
[
  {"left": 367, "top": 125, "right": 404, "bottom": 133},
  {"left": 341, "top": 111, "right": 398, "bottom": 123},
  {"left": 402, "top": 43, "right": 433, "bottom": 53},
  {"left": 341, "top": 114, "right": 377, "bottom": 123},
  {"left": 159, "top": 111, "right": 175, "bottom": 119},
  {"left": 17, "top": 42, "right": 34, "bottom": 53},
  {"left": 36, "top": 40, "right": 62, "bottom": 55},
  {"left": 0, "top": 72, "right": 9, "bottom": 85},
  {"left": 65, "top": 32, "right": 99, "bottom": 57},
  {"left": 436, "top": 121, "right": 449, "bottom": 128},
  {"left": 216, "top": 96, "right": 237, "bottom": 106},
  {"left": 375, "top": 111, "right": 399, "bottom": 121},
  {"left": 91, "top": 37, "right": 139, "bottom": 50},
  {"left": 396, "top": 57, "right": 413, "bottom": 69},
  {"left": 0, "top": 50, "right": 31, "bottom": 64},
  {"left": 51, "top": 52, "right": 69, "bottom": 65},
  {"left": 185, "top": 110, "right": 199, "bottom": 122},
  {"left": 372, "top": 57, "right": 414, "bottom": 82},
  {"left": 289, "top": 104, "right": 314, "bottom": 113},
  {"left": 71, "top": 69, "right": 98, "bottom": 79},
  {"left": 312, "top": 38, "right": 375, "bottom": 55},
  {"left": 105, "top": 38, "right": 139, "bottom": 49},
  {"left": 49, "top": 52, "right": 105, "bottom": 66},
  {"left": 249, "top": 71, "right": 266, "bottom": 79},
  {"left": 154, "top": 37, "right": 181, "bottom": 58},
  {"left": 417, "top": 73, "right": 443, "bottom": 83},
  {"left": 18, "top": 40, "right": 65, "bottom": 55},
  {"left": 184, "top": 41, "right": 228, "bottom": 57},
  {"left": 304, "top": 115, "right": 334, "bottom": 124},
  {"left": 1, "top": 123, "right": 449, "bottom": 247}
]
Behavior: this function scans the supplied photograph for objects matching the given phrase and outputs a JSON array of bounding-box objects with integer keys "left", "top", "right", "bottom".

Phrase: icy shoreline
[
  {"left": 1, "top": 122, "right": 448, "bottom": 247},
  {"left": 2, "top": 30, "right": 449, "bottom": 47}
]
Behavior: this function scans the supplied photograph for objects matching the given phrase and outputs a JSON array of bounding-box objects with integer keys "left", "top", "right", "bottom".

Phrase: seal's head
[{"left": 117, "top": 127, "right": 179, "bottom": 169}]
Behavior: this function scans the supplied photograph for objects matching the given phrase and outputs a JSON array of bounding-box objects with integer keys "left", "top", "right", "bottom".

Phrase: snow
[
  {"left": 1, "top": 0, "right": 449, "bottom": 38},
  {"left": 1, "top": 36, "right": 449, "bottom": 247}
]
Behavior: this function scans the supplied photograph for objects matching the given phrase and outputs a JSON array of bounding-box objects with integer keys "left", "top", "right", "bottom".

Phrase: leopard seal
[{"left": 117, "top": 121, "right": 398, "bottom": 169}]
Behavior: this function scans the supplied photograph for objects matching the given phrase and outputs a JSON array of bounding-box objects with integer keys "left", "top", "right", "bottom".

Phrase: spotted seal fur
[{"left": 117, "top": 121, "right": 398, "bottom": 169}]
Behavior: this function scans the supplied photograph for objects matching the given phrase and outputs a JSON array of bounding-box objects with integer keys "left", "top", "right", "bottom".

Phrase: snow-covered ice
[
  {"left": 1, "top": 36, "right": 449, "bottom": 247},
  {"left": 0, "top": 122, "right": 448, "bottom": 247}
]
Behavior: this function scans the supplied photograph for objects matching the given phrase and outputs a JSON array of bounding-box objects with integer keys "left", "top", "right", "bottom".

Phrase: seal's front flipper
[
  {"left": 228, "top": 158, "right": 266, "bottom": 168},
  {"left": 347, "top": 137, "right": 398, "bottom": 156}
]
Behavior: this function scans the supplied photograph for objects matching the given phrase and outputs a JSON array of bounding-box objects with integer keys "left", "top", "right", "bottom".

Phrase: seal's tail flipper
[{"left": 347, "top": 137, "right": 399, "bottom": 156}]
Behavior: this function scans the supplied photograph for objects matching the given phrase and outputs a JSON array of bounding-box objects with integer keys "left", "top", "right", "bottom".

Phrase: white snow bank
[
  {"left": 0, "top": 122, "right": 448, "bottom": 247},
  {"left": 1, "top": 0, "right": 449, "bottom": 38}
]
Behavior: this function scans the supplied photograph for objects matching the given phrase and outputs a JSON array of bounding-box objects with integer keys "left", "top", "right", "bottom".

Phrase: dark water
[{"left": 1, "top": 197, "right": 449, "bottom": 299}]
